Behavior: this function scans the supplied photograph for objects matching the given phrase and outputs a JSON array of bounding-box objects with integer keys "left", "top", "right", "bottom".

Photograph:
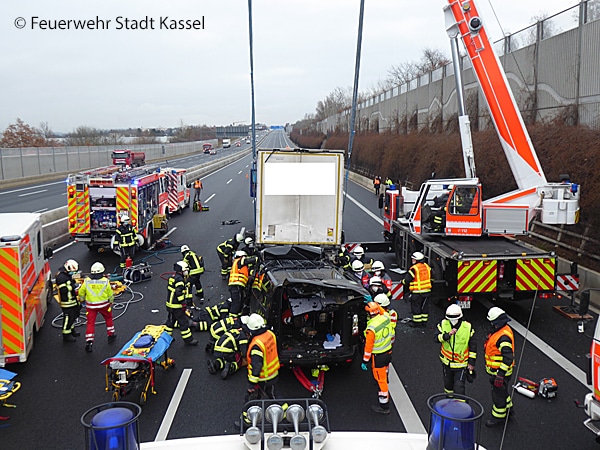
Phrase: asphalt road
[{"left": 1, "top": 131, "right": 597, "bottom": 449}]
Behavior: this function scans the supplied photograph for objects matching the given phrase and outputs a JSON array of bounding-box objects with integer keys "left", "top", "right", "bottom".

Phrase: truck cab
[
  {"left": 253, "top": 245, "right": 368, "bottom": 367},
  {"left": 222, "top": 139, "right": 231, "bottom": 148}
]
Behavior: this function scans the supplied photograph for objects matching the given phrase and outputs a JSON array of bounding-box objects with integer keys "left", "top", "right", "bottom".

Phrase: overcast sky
[{"left": 1, "top": 0, "right": 577, "bottom": 133}]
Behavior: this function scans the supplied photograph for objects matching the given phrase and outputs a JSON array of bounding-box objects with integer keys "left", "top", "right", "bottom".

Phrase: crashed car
[{"left": 252, "top": 245, "right": 369, "bottom": 367}]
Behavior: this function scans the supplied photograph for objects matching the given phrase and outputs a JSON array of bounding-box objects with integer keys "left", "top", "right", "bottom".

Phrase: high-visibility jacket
[
  {"left": 374, "top": 177, "right": 381, "bottom": 186},
  {"left": 484, "top": 325, "right": 515, "bottom": 376},
  {"left": 408, "top": 263, "right": 432, "bottom": 293},
  {"left": 252, "top": 272, "right": 270, "bottom": 293},
  {"left": 217, "top": 238, "right": 236, "bottom": 257},
  {"left": 210, "top": 316, "right": 240, "bottom": 341},
  {"left": 247, "top": 330, "right": 280, "bottom": 383},
  {"left": 56, "top": 269, "right": 79, "bottom": 308},
  {"left": 229, "top": 258, "right": 249, "bottom": 287},
  {"left": 194, "top": 180, "right": 203, "bottom": 190},
  {"left": 116, "top": 223, "right": 137, "bottom": 248},
  {"left": 215, "top": 328, "right": 249, "bottom": 355},
  {"left": 166, "top": 273, "right": 187, "bottom": 308},
  {"left": 438, "top": 320, "right": 476, "bottom": 369},
  {"left": 79, "top": 276, "right": 114, "bottom": 310},
  {"left": 183, "top": 250, "right": 205, "bottom": 276},
  {"left": 363, "top": 313, "right": 393, "bottom": 362}
]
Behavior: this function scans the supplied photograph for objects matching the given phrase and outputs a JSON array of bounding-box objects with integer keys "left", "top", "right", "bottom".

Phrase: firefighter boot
[
  {"left": 108, "top": 334, "right": 117, "bottom": 342},
  {"left": 85, "top": 341, "right": 93, "bottom": 352},
  {"left": 371, "top": 404, "right": 391, "bottom": 415},
  {"left": 185, "top": 338, "right": 199, "bottom": 346},
  {"left": 63, "top": 333, "right": 76, "bottom": 343},
  {"left": 221, "top": 361, "right": 239, "bottom": 380},
  {"left": 72, "top": 329, "right": 81, "bottom": 337},
  {"left": 207, "top": 359, "right": 218, "bottom": 375}
]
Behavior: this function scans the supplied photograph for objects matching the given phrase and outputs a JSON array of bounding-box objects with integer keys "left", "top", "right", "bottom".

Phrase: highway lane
[{"left": 1, "top": 131, "right": 597, "bottom": 449}]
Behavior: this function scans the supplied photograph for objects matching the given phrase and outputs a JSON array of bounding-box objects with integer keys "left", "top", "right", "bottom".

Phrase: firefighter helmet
[
  {"left": 352, "top": 245, "right": 364, "bottom": 257},
  {"left": 445, "top": 304, "right": 463, "bottom": 325},
  {"left": 121, "top": 215, "right": 130, "bottom": 224},
  {"left": 374, "top": 293, "right": 390, "bottom": 308},
  {"left": 64, "top": 259, "right": 79, "bottom": 273},
  {"left": 372, "top": 261, "right": 385, "bottom": 272},
  {"left": 365, "top": 301, "right": 381, "bottom": 316},
  {"left": 351, "top": 260, "right": 364, "bottom": 272},
  {"left": 181, "top": 244, "right": 190, "bottom": 253},
  {"left": 174, "top": 261, "right": 189, "bottom": 274},
  {"left": 234, "top": 250, "right": 247, "bottom": 258},
  {"left": 246, "top": 313, "right": 265, "bottom": 331},
  {"left": 90, "top": 262, "right": 105, "bottom": 274},
  {"left": 411, "top": 251, "right": 425, "bottom": 261},
  {"left": 244, "top": 237, "right": 253, "bottom": 246},
  {"left": 235, "top": 233, "right": 244, "bottom": 243},
  {"left": 487, "top": 306, "right": 506, "bottom": 322},
  {"left": 369, "top": 276, "right": 383, "bottom": 286}
]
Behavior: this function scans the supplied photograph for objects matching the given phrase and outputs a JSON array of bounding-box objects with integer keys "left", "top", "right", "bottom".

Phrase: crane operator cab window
[{"left": 449, "top": 186, "right": 479, "bottom": 215}]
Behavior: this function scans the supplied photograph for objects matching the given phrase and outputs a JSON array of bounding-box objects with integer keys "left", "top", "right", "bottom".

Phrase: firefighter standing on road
[
  {"left": 116, "top": 215, "right": 137, "bottom": 273},
  {"left": 217, "top": 233, "right": 244, "bottom": 279},
  {"left": 165, "top": 261, "right": 199, "bottom": 346},
  {"left": 484, "top": 306, "right": 515, "bottom": 427},
  {"left": 56, "top": 259, "right": 81, "bottom": 343},
  {"left": 245, "top": 314, "right": 280, "bottom": 401},
  {"left": 403, "top": 251, "right": 432, "bottom": 327},
  {"left": 436, "top": 304, "right": 476, "bottom": 396},
  {"left": 362, "top": 301, "right": 394, "bottom": 414},
  {"left": 229, "top": 250, "right": 258, "bottom": 316},
  {"left": 181, "top": 244, "right": 205, "bottom": 304},
  {"left": 78, "top": 262, "right": 116, "bottom": 352},
  {"left": 193, "top": 179, "right": 203, "bottom": 202}
]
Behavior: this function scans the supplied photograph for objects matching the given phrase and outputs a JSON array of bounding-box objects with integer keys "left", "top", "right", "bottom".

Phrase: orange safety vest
[
  {"left": 409, "top": 263, "right": 432, "bottom": 293},
  {"left": 194, "top": 180, "right": 202, "bottom": 189},
  {"left": 229, "top": 258, "right": 249, "bottom": 287},
  {"left": 374, "top": 177, "right": 381, "bottom": 185},
  {"left": 247, "top": 330, "right": 280, "bottom": 383},
  {"left": 484, "top": 325, "right": 514, "bottom": 376}
]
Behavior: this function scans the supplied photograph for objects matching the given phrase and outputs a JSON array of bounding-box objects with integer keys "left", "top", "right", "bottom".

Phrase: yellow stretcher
[{"left": 0, "top": 368, "right": 21, "bottom": 420}]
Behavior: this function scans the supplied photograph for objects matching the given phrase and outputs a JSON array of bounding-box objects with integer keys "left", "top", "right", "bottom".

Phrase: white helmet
[
  {"left": 121, "top": 215, "right": 130, "bottom": 224},
  {"left": 235, "top": 233, "right": 244, "bottom": 243},
  {"left": 234, "top": 250, "right": 247, "bottom": 258},
  {"left": 64, "top": 259, "right": 79, "bottom": 272},
  {"left": 351, "top": 260, "right": 364, "bottom": 272},
  {"left": 487, "top": 306, "right": 506, "bottom": 322},
  {"left": 412, "top": 251, "right": 425, "bottom": 261},
  {"left": 244, "top": 237, "right": 253, "bottom": 245},
  {"left": 246, "top": 313, "right": 265, "bottom": 331},
  {"left": 352, "top": 245, "right": 364, "bottom": 257},
  {"left": 446, "top": 304, "right": 463, "bottom": 326},
  {"left": 91, "top": 262, "right": 105, "bottom": 274},
  {"left": 174, "top": 260, "right": 189, "bottom": 274},
  {"left": 374, "top": 293, "right": 390, "bottom": 308},
  {"left": 372, "top": 261, "right": 385, "bottom": 272},
  {"left": 181, "top": 244, "right": 190, "bottom": 253}
]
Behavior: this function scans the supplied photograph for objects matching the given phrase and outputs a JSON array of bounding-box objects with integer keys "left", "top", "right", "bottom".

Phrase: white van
[{"left": 222, "top": 138, "right": 231, "bottom": 148}]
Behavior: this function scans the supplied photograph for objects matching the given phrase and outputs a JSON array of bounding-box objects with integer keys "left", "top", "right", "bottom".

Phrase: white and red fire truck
[
  {"left": 0, "top": 213, "right": 54, "bottom": 367},
  {"left": 66, "top": 165, "right": 190, "bottom": 251},
  {"left": 365, "top": 0, "right": 581, "bottom": 307}
]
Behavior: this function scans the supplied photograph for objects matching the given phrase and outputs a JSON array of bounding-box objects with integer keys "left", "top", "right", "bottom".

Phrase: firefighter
[
  {"left": 350, "top": 259, "right": 370, "bottom": 289},
  {"left": 190, "top": 301, "right": 231, "bottom": 333},
  {"left": 374, "top": 293, "right": 397, "bottom": 335},
  {"left": 242, "top": 236, "right": 258, "bottom": 257},
  {"left": 373, "top": 175, "right": 381, "bottom": 195},
  {"left": 116, "top": 214, "right": 137, "bottom": 273},
  {"left": 217, "top": 233, "right": 244, "bottom": 279},
  {"left": 56, "top": 259, "right": 81, "bottom": 343},
  {"left": 484, "top": 306, "right": 515, "bottom": 427},
  {"left": 205, "top": 315, "right": 243, "bottom": 353},
  {"left": 78, "top": 262, "right": 116, "bottom": 352},
  {"left": 334, "top": 246, "right": 352, "bottom": 270},
  {"left": 403, "top": 251, "right": 432, "bottom": 327},
  {"left": 368, "top": 276, "right": 391, "bottom": 299},
  {"left": 165, "top": 261, "right": 199, "bottom": 346},
  {"left": 436, "top": 304, "right": 476, "bottom": 396},
  {"left": 229, "top": 250, "right": 258, "bottom": 316},
  {"left": 371, "top": 261, "right": 393, "bottom": 292},
  {"left": 193, "top": 178, "right": 203, "bottom": 202},
  {"left": 350, "top": 245, "right": 374, "bottom": 270},
  {"left": 245, "top": 313, "right": 280, "bottom": 401},
  {"left": 181, "top": 244, "right": 205, "bottom": 304},
  {"left": 361, "top": 301, "right": 394, "bottom": 414},
  {"left": 207, "top": 325, "right": 250, "bottom": 380}
]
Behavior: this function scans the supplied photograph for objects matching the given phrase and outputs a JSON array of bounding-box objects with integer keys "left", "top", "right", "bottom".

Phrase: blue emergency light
[
  {"left": 81, "top": 402, "right": 141, "bottom": 450},
  {"left": 426, "top": 394, "right": 483, "bottom": 450}
]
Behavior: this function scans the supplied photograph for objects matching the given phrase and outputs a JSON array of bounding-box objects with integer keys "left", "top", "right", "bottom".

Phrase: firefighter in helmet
[
  {"left": 56, "top": 259, "right": 81, "bottom": 343},
  {"left": 245, "top": 314, "right": 280, "bottom": 401},
  {"left": 217, "top": 233, "right": 244, "bottom": 279},
  {"left": 403, "top": 251, "right": 432, "bottom": 327},
  {"left": 116, "top": 214, "right": 137, "bottom": 273},
  {"left": 181, "top": 244, "right": 205, "bottom": 304},
  {"left": 207, "top": 321, "right": 250, "bottom": 380},
  {"left": 165, "top": 261, "right": 198, "bottom": 346}
]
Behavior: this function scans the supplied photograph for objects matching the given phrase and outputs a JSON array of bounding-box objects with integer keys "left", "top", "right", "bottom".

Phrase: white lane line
[
  {"left": 238, "top": 170, "right": 243, "bottom": 174},
  {"left": 155, "top": 368, "right": 192, "bottom": 441},
  {"left": 0, "top": 180, "right": 64, "bottom": 195},
  {"left": 345, "top": 192, "right": 382, "bottom": 225},
  {"left": 388, "top": 363, "right": 427, "bottom": 434},
  {"left": 227, "top": 179, "right": 233, "bottom": 184},
  {"left": 205, "top": 194, "right": 215, "bottom": 203},
  {"left": 34, "top": 208, "right": 48, "bottom": 213},
  {"left": 19, "top": 189, "right": 47, "bottom": 197},
  {"left": 480, "top": 299, "right": 591, "bottom": 389}
]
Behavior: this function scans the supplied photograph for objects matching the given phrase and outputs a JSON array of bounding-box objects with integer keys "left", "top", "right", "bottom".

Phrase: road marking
[
  {"left": 238, "top": 170, "right": 243, "bottom": 174},
  {"left": 345, "top": 192, "right": 382, "bottom": 225},
  {"left": 205, "top": 194, "right": 215, "bottom": 203},
  {"left": 227, "top": 179, "right": 233, "bottom": 184},
  {"left": 34, "top": 208, "right": 48, "bottom": 213},
  {"left": 18, "top": 189, "right": 47, "bottom": 197},
  {"left": 155, "top": 368, "right": 192, "bottom": 441},
  {"left": 0, "top": 180, "right": 63, "bottom": 195},
  {"left": 388, "top": 363, "right": 427, "bottom": 434}
]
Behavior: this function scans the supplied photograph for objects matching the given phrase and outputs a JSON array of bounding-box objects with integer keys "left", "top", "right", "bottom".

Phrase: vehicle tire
[
  {"left": 46, "top": 281, "right": 54, "bottom": 306},
  {"left": 142, "top": 226, "right": 153, "bottom": 250}
]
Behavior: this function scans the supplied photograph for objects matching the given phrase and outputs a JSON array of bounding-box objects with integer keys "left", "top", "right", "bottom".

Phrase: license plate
[{"left": 458, "top": 300, "right": 471, "bottom": 309}]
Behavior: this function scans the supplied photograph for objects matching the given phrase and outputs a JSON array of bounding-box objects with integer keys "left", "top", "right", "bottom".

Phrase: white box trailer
[{"left": 255, "top": 148, "right": 344, "bottom": 246}]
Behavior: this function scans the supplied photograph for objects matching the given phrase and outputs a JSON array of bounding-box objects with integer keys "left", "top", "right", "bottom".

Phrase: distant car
[
  {"left": 235, "top": 141, "right": 241, "bottom": 147},
  {"left": 203, "top": 143, "right": 213, "bottom": 154},
  {"left": 246, "top": 139, "right": 251, "bottom": 144},
  {"left": 209, "top": 149, "right": 217, "bottom": 155}
]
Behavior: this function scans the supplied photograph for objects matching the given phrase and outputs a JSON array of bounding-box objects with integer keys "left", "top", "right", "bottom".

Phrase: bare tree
[
  {"left": 0, "top": 118, "right": 47, "bottom": 147},
  {"left": 315, "top": 87, "right": 352, "bottom": 121}
]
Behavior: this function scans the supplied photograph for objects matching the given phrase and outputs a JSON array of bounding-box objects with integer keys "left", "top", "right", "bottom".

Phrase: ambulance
[{"left": 0, "top": 213, "right": 53, "bottom": 367}]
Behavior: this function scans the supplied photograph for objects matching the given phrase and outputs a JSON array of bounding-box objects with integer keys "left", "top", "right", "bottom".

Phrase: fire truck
[
  {"left": 0, "top": 213, "right": 53, "bottom": 367},
  {"left": 367, "top": 0, "right": 581, "bottom": 307},
  {"left": 67, "top": 165, "right": 190, "bottom": 251}
]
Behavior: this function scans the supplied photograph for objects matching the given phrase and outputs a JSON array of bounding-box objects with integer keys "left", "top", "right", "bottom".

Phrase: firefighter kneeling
[{"left": 207, "top": 320, "right": 250, "bottom": 380}]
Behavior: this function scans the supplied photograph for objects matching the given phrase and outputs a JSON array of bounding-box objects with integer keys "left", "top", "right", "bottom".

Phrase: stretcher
[
  {"left": 0, "top": 368, "right": 21, "bottom": 421},
  {"left": 101, "top": 325, "right": 174, "bottom": 405}
]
